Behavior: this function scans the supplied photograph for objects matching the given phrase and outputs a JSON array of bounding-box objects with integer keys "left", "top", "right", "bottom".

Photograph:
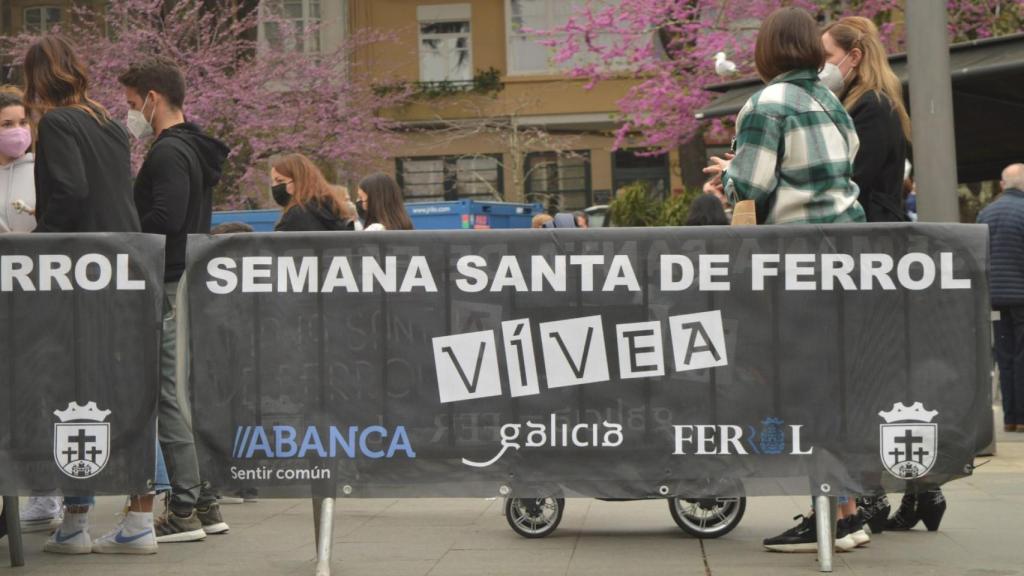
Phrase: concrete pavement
[{"left": 3, "top": 426, "right": 1022, "bottom": 575}]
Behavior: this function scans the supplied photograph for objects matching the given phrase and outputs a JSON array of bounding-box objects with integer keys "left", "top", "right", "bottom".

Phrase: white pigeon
[{"left": 714, "top": 52, "right": 738, "bottom": 77}]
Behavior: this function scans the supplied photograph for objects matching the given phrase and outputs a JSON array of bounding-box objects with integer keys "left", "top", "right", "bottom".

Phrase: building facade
[{"left": 350, "top": 0, "right": 684, "bottom": 209}]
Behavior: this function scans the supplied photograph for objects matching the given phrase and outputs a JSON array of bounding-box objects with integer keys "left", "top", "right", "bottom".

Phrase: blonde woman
[{"left": 821, "top": 16, "right": 911, "bottom": 222}]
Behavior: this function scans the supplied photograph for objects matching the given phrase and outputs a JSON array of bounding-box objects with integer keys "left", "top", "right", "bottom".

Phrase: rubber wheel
[
  {"left": 668, "top": 496, "right": 746, "bottom": 538},
  {"left": 505, "top": 496, "right": 565, "bottom": 538}
]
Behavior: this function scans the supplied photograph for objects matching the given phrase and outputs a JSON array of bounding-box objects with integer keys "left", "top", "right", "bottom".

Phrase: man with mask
[{"left": 92, "top": 56, "right": 231, "bottom": 553}]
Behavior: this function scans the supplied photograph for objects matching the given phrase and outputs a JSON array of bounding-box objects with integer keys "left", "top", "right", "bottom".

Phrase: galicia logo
[
  {"left": 462, "top": 414, "right": 623, "bottom": 468},
  {"left": 232, "top": 425, "right": 416, "bottom": 459},
  {"left": 879, "top": 402, "right": 938, "bottom": 479},
  {"left": 672, "top": 417, "right": 813, "bottom": 456},
  {"left": 53, "top": 401, "right": 112, "bottom": 479}
]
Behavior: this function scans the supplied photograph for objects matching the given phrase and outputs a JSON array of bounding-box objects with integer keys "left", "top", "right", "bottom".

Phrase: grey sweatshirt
[{"left": 0, "top": 152, "right": 36, "bottom": 233}]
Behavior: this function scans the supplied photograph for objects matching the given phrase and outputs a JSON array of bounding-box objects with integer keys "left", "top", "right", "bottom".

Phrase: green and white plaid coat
[{"left": 724, "top": 69, "right": 865, "bottom": 225}]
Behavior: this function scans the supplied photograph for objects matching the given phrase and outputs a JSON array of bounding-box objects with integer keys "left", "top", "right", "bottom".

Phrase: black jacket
[
  {"left": 134, "top": 122, "right": 230, "bottom": 282},
  {"left": 33, "top": 107, "right": 140, "bottom": 233},
  {"left": 849, "top": 91, "right": 908, "bottom": 222},
  {"left": 978, "top": 189, "right": 1024, "bottom": 307},
  {"left": 275, "top": 197, "right": 355, "bottom": 232}
]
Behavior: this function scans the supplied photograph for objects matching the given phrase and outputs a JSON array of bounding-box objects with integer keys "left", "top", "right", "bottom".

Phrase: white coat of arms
[
  {"left": 53, "top": 401, "right": 111, "bottom": 479},
  {"left": 879, "top": 402, "right": 938, "bottom": 480}
]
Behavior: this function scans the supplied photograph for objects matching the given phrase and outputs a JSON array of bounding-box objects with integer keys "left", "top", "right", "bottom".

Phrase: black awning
[{"left": 695, "top": 33, "right": 1024, "bottom": 182}]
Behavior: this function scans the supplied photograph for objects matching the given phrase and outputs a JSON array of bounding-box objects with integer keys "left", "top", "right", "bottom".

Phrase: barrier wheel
[
  {"left": 668, "top": 496, "right": 746, "bottom": 538},
  {"left": 505, "top": 496, "right": 564, "bottom": 538}
]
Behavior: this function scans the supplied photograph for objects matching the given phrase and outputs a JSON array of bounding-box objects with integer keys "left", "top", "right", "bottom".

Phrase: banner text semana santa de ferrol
[{"left": 185, "top": 224, "right": 992, "bottom": 498}]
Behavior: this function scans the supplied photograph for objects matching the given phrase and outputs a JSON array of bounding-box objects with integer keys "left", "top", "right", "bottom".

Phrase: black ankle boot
[
  {"left": 857, "top": 495, "right": 891, "bottom": 534},
  {"left": 916, "top": 488, "right": 946, "bottom": 532},
  {"left": 0, "top": 507, "right": 7, "bottom": 540},
  {"left": 886, "top": 492, "right": 919, "bottom": 530}
]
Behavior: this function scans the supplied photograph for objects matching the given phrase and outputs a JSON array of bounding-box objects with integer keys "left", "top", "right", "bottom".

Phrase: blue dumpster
[
  {"left": 211, "top": 200, "right": 542, "bottom": 232},
  {"left": 405, "top": 200, "right": 543, "bottom": 230}
]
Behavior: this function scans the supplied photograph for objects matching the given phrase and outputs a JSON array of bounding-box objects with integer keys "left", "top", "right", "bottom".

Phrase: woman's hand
[{"left": 702, "top": 153, "right": 734, "bottom": 178}]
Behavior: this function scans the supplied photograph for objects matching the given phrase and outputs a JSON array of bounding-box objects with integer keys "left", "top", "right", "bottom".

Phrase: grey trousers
[{"left": 160, "top": 281, "right": 215, "bottom": 512}]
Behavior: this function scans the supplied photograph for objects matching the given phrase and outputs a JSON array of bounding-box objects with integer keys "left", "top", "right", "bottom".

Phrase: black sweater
[
  {"left": 848, "top": 91, "right": 908, "bottom": 222},
  {"left": 275, "top": 198, "right": 355, "bottom": 232},
  {"left": 134, "top": 122, "right": 230, "bottom": 282},
  {"left": 33, "top": 107, "right": 140, "bottom": 233}
]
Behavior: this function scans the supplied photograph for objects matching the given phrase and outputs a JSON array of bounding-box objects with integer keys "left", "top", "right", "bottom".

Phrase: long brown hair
[
  {"left": 23, "top": 36, "right": 110, "bottom": 122},
  {"left": 823, "top": 17, "right": 911, "bottom": 141},
  {"left": 272, "top": 154, "right": 347, "bottom": 218},
  {"left": 359, "top": 173, "right": 413, "bottom": 231}
]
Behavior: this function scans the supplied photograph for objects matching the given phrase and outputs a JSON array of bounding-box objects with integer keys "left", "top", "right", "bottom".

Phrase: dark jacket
[
  {"left": 849, "top": 91, "right": 908, "bottom": 222},
  {"left": 134, "top": 122, "right": 230, "bottom": 282},
  {"left": 33, "top": 107, "right": 140, "bottom": 233},
  {"left": 275, "top": 197, "right": 355, "bottom": 232},
  {"left": 978, "top": 189, "right": 1024, "bottom": 307}
]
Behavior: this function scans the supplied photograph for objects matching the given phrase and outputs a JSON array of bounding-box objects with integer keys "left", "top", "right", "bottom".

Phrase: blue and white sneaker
[
  {"left": 43, "top": 513, "right": 92, "bottom": 555},
  {"left": 92, "top": 512, "right": 158, "bottom": 555}
]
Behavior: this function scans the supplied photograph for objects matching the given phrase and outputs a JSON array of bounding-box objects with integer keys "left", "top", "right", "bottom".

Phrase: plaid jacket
[{"left": 724, "top": 69, "right": 865, "bottom": 224}]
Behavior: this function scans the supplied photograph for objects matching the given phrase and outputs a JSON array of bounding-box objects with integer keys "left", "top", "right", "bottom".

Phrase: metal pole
[
  {"left": 4, "top": 496, "right": 25, "bottom": 567},
  {"left": 814, "top": 495, "right": 833, "bottom": 573},
  {"left": 906, "top": 0, "right": 960, "bottom": 222},
  {"left": 314, "top": 497, "right": 335, "bottom": 576}
]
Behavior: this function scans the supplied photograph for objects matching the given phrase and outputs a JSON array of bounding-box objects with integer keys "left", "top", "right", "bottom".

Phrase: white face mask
[
  {"left": 126, "top": 94, "right": 155, "bottom": 140},
  {"left": 818, "top": 54, "right": 851, "bottom": 95}
]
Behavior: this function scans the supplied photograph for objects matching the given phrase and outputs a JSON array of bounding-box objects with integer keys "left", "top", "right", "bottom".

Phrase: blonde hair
[
  {"left": 532, "top": 213, "right": 553, "bottom": 228},
  {"left": 823, "top": 17, "right": 911, "bottom": 141}
]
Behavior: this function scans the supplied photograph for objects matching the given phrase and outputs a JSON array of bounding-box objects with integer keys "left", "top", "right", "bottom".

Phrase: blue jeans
[{"left": 155, "top": 439, "right": 171, "bottom": 492}]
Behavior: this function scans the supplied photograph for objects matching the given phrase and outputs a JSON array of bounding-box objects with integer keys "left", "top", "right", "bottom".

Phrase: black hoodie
[
  {"left": 134, "top": 122, "right": 230, "bottom": 282},
  {"left": 275, "top": 197, "right": 355, "bottom": 232}
]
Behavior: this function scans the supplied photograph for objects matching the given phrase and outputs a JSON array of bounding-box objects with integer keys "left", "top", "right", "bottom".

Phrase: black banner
[
  {"left": 0, "top": 234, "right": 164, "bottom": 495},
  {"left": 187, "top": 225, "right": 991, "bottom": 498}
]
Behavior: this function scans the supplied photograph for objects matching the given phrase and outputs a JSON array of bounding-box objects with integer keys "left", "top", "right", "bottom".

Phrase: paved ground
[{"left": 3, "top": 424, "right": 1022, "bottom": 575}]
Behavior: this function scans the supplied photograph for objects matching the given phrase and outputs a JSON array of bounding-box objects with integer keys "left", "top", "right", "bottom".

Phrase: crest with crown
[
  {"left": 878, "top": 402, "right": 938, "bottom": 424},
  {"left": 54, "top": 401, "right": 111, "bottom": 423}
]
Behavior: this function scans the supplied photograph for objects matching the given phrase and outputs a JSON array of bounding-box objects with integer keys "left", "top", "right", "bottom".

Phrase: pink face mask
[{"left": 0, "top": 126, "right": 32, "bottom": 159}]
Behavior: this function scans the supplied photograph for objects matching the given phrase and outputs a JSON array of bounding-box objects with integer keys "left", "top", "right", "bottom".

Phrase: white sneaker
[
  {"left": 92, "top": 512, "right": 158, "bottom": 555},
  {"left": 834, "top": 534, "right": 858, "bottom": 552},
  {"left": 21, "top": 496, "right": 62, "bottom": 532},
  {"left": 43, "top": 512, "right": 92, "bottom": 555},
  {"left": 850, "top": 528, "right": 870, "bottom": 547}
]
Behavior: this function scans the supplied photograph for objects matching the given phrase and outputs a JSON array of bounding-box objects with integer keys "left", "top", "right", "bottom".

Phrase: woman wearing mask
[
  {"left": 821, "top": 16, "right": 910, "bottom": 222},
  {"left": 0, "top": 87, "right": 35, "bottom": 233},
  {"left": 271, "top": 154, "right": 357, "bottom": 231},
  {"left": 357, "top": 173, "right": 414, "bottom": 231},
  {"left": 22, "top": 35, "right": 140, "bottom": 555},
  {"left": 821, "top": 17, "right": 941, "bottom": 534}
]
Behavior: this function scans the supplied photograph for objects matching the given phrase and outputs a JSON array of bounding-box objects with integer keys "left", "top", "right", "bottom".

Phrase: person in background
[
  {"left": 573, "top": 210, "right": 589, "bottom": 228},
  {"left": 331, "top": 184, "right": 363, "bottom": 230},
  {"left": 532, "top": 213, "right": 553, "bottom": 228},
  {"left": 22, "top": 35, "right": 140, "bottom": 555},
  {"left": 0, "top": 84, "right": 58, "bottom": 540},
  {"left": 272, "top": 154, "right": 356, "bottom": 231},
  {"left": 357, "top": 172, "right": 414, "bottom": 231},
  {"left": 210, "top": 221, "right": 254, "bottom": 234},
  {"left": 115, "top": 55, "right": 232, "bottom": 552},
  {"left": 979, "top": 163, "right": 1024, "bottom": 435},
  {"left": 685, "top": 194, "right": 729, "bottom": 226},
  {"left": 904, "top": 161, "right": 918, "bottom": 222},
  {"left": 0, "top": 86, "right": 36, "bottom": 233}
]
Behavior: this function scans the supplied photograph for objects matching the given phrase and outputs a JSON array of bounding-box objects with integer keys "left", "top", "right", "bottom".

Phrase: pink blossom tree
[
  {"left": 1, "top": 0, "right": 411, "bottom": 207},
  {"left": 548, "top": 0, "right": 1023, "bottom": 160}
]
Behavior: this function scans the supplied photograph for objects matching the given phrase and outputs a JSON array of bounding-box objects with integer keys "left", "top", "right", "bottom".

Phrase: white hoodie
[{"left": 0, "top": 152, "right": 36, "bottom": 233}]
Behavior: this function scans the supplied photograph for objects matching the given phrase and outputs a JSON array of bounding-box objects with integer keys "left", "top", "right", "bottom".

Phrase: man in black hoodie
[{"left": 112, "top": 56, "right": 231, "bottom": 549}]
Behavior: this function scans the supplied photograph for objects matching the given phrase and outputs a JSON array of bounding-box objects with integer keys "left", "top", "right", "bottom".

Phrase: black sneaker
[
  {"left": 196, "top": 504, "right": 230, "bottom": 535},
  {"left": 155, "top": 510, "right": 206, "bottom": 543},
  {"left": 856, "top": 495, "right": 890, "bottom": 534},
  {"left": 834, "top": 517, "right": 857, "bottom": 552},
  {"left": 763, "top": 514, "right": 817, "bottom": 553}
]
